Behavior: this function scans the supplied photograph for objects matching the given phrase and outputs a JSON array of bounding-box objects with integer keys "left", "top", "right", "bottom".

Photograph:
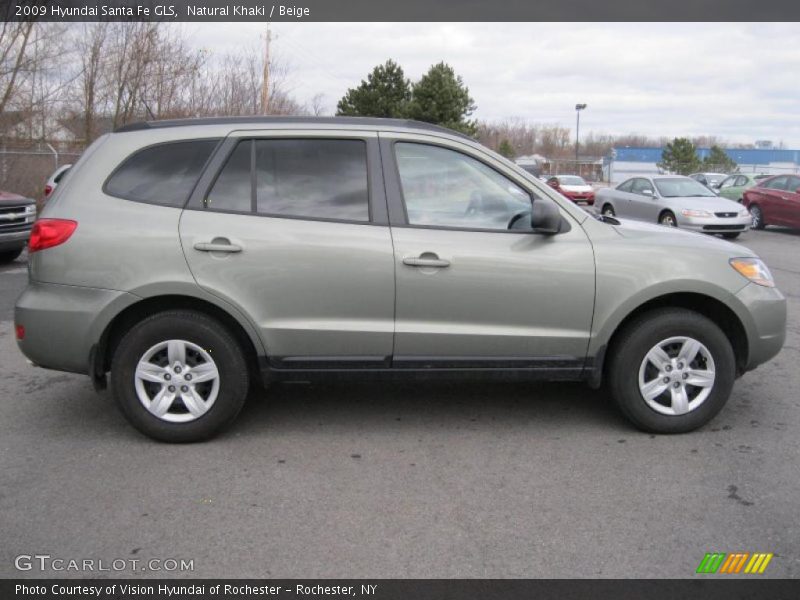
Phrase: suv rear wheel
[
  {"left": 607, "top": 308, "right": 735, "bottom": 433},
  {"left": 110, "top": 310, "right": 249, "bottom": 442}
]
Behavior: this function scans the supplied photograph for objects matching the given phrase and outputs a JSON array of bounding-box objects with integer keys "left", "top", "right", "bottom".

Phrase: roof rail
[{"left": 114, "top": 116, "right": 474, "bottom": 140}]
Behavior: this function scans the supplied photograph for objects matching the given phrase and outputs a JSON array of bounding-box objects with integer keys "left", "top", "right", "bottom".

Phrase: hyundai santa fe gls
[{"left": 15, "top": 117, "right": 786, "bottom": 442}]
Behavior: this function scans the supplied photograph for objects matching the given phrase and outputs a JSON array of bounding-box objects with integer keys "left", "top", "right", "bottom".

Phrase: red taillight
[
  {"left": 44, "top": 184, "right": 53, "bottom": 197},
  {"left": 16, "top": 324, "right": 25, "bottom": 340},
  {"left": 28, "top": 219, "right": 77, "bottom": 253}
]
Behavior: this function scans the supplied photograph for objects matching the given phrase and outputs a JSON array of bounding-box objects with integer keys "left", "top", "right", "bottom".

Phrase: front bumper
[
  {"left": 677, "top": 214, "right": 751, "bottom": 234},
  {"left": 15, "top": 280, "right": 137, "bottom": 374},
  {"left": 563, "top": 192, "right": 595, "bottom": 205},
  {"left": 0, "top": 229, "right": 31, "bottom": 251},
  {"left": 735, "top": 283, "right": 786, "bottom": 371}
]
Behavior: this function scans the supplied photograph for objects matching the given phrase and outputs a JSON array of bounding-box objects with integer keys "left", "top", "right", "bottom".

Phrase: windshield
[
  {"left": 654, "top": 178, "right": 716, "bottom": 198},
  {"left": 558, "top": 176, "right": 586, "bottom": 185}
]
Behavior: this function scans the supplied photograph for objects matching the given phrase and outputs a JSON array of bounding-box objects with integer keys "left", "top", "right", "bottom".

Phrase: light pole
[{"left": 575, "top": 103, "right": 587, "bottom": 174}]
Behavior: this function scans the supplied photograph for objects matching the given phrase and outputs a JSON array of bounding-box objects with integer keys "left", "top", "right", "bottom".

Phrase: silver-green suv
[{"left": 15, "top": 117, "right": 786, "bottom": 442}]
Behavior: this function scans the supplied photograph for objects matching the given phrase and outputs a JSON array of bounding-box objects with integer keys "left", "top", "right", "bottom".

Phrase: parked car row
[{"left": 590, "top": 171, "right": 800, "bottom": 237}]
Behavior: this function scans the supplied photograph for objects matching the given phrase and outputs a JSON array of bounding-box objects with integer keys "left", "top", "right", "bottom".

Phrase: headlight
[
  {"left": 730, "top": 258, "right": 775, "bottom": 287},
  {"left": 739, "top": 208, "right": 750, "bottom": 217},
  {"left": 681, "top": 209, "right": 713, "bottom": 218}
]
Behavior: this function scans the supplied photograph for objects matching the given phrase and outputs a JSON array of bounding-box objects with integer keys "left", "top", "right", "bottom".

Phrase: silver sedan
[{"left": 596, "top": 175, "right": 751, "bottom": 239}]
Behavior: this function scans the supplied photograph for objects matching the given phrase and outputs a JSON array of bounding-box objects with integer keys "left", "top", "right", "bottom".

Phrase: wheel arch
[
  {"left": 589, "top": 291, "right": 749, "bottom": 388},
  {"left": 92, "top": 293, "right": 265, "bottom": 387},
  {"left": 658, "top": 208, "right": 677, "bottom": 222}
]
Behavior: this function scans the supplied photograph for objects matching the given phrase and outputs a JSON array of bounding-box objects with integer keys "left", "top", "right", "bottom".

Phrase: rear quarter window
[{"left": 105, "top": 139, "right": 220, "bottom": 207}]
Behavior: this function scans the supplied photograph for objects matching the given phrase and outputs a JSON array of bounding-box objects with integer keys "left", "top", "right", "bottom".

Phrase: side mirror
[
  {"left": 642, "top": 189, "right": 655, "bottom": 197},
  {"left": 530, "top": 201, "right": 562, "bottom": 234}
]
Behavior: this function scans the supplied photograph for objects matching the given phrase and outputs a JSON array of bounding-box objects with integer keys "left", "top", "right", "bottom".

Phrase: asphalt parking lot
[{"left": 1, "top": 227, "right": 799, "bottom": 579}]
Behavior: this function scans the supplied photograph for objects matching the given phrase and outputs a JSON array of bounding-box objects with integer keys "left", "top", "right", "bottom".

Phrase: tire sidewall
[
  {"left": 659, "top": 211, "right": 677, "bottom": 227},
  {"left": 610, "top": 310, "right": 736, "bottom": 433},
  {"left": 111, "top": 312, "right": 248, "bottom": 443},
  {"left": 750, "top": 205, "right": 764, "bottom": 229}
]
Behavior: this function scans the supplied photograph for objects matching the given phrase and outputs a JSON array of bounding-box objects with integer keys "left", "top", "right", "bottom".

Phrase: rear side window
[
  {"left": 105, "top": 139, "right": 219, "bottom": 207},
  {"left": 205, "top": 138, "right": 369, "bottom": 222},
  {"left": 762, "top": 176, "right": 787, "bottom": 190},
  {"left": 617, "top": 179, "right": 633, "bottom": 192},
  {"left": 256, "top": 139, "right": 368, "bottom": 221}
]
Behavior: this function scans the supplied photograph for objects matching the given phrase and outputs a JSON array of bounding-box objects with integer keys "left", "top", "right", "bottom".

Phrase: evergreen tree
[
  {"left": 406, "top": 62, "right": 477, "bottom": 136},
  {"left": 497, "top": 139, "right": 515, "bottom": 159},
  {"left": 703, "top": 145, "right": 738, "bottom": 172},
  {"left": 336, "top": 59, "right": 411, "bottom": 118},
  {"left": 657, "top": 138, "right": 701, "bottom": 175}
]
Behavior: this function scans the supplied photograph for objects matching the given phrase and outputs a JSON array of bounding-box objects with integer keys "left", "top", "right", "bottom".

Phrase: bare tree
[
  {"left": 0, "top": 22, "right": 35, "bottom": 118},
  {"left": 310, "top": 93, "right": 327, "bottom": 116}
]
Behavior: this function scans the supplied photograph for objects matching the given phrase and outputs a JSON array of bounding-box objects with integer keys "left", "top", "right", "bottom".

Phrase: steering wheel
[{"left": 507, "top": 210, "right": 531, "bottom": 230}]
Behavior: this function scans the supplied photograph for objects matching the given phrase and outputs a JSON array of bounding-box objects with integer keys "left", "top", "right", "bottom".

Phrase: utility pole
[{"left": 260, "top": 25, "right": 272, "bottom": 114}]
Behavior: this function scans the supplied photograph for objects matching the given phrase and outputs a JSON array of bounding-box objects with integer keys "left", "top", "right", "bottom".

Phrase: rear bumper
[
  {"left": 735, "top": 283, "right": 786, "bottom": 371},
  {"left": 15, "top": 280, "right": 137, "bottom": 374}
]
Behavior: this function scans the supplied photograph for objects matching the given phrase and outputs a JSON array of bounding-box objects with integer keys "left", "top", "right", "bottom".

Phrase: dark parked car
[
  {"left": 0, "top": 190, "right": 36, "bottom": 263},
  {"left": 743, "top": 174, "right": 800, "bottom": 230}
]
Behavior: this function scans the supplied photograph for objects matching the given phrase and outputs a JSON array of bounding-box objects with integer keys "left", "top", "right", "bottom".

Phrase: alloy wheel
[
  {"left": 637, "top": 336, "right": 716, "bottom": 416},
  {"left": 134, "top": 339, "right": 220, "bottom": 423}
]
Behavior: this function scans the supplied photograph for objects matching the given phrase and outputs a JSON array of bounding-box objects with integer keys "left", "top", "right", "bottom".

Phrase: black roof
[{"left": 114, "top": 116, "right": 473, "bottom": 139}]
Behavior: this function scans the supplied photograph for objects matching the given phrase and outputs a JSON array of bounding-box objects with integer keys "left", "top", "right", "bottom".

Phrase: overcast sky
[{"left": 187, "top": 22, "right": 800, "bottom": 147}]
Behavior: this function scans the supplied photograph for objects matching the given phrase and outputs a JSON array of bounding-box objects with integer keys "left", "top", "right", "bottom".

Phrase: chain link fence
[{"left": 0, "top": 146, "right": 83, "bottom": 200}]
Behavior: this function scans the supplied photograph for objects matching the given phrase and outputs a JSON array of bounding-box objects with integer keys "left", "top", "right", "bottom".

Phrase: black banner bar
[
  {"left": 3, "top": 580, "right": 800, "bottom": 600},
  {"left": 6, "top": 0, "right": 800, "bottom": 22}
]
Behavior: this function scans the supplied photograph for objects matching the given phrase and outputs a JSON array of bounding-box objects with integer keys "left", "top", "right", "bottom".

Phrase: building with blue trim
[{"left": 606, "top": 147, "right": 800, "bottom": 183}]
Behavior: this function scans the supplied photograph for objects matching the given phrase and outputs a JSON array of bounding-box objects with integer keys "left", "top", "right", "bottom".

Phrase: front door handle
[
  {"left": 194, "top": 241, "right": 242, "bottom": 253},
  {"left": 403, "top": 255, "right": 450, "bottom": 268}
]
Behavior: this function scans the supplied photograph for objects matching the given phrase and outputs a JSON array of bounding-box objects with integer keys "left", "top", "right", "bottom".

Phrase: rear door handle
[
  {"left": 403, "top": 255, "right": 450, "bottom": 268},
  {"left": 194, "top": 241, "right": 242, "bottom": 253}
]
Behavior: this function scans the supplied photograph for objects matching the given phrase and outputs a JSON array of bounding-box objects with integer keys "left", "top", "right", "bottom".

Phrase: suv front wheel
[
  {"left": 607, "top": 308, "right": 735, "bottom": 433},
  {"left": 110, "top": 310, "right": 249, "bottom": 442}
]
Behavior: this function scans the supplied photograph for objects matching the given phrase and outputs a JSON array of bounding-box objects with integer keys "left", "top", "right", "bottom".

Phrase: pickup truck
[{"left": 0, "top": 190, "right": 36, "bottom": 263}]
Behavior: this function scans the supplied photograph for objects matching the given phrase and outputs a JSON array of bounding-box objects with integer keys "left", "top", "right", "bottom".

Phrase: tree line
[
  {"left": 0, "top": 21, "right": 771, "bottom": 163},
  {"left": 0, "top": 21, "right": 320, "bottom": 147}
]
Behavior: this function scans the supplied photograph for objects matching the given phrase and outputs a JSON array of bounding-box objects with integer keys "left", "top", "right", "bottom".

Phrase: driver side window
[{"left": 395, "top": 142, "right": 532, "bottom": 230}]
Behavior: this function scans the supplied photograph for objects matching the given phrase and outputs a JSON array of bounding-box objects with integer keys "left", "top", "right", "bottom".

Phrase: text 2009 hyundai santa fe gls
[{"left": 15, "top": 117, "right": 786, "bottom": 442}]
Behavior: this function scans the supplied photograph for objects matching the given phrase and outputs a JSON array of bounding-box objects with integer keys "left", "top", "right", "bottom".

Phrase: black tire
[
  {"left": 601, "top": 204, "right": 615, "bottom": 217},
  {"left": 0, "top": 248, "right": 23, "bottom": 264},
  {"left": 749, "top": 204, "right": 765, "bottom": 230},
  {"left": 607, "top": 308, "right": 736, "bottom": 434},
  {"left": 721, "top": 233, "right": 740, "bottom": 240},
  {"left": 111, "top": 310, "right": 249, "bottom": 442},
  {"left": 659, "top": 210, "right": 678, "bottom": 227}
]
